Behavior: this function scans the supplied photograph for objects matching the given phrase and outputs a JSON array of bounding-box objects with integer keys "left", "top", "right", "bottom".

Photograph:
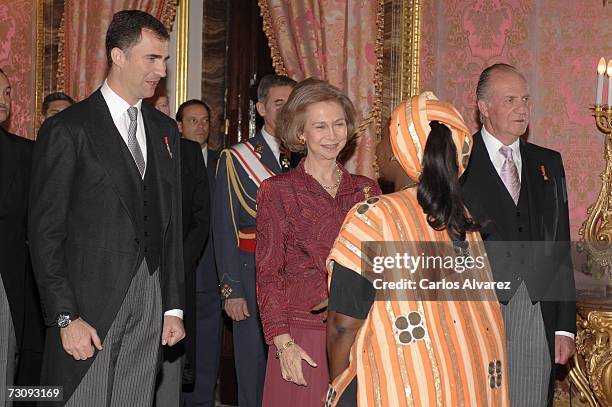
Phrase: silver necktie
[
  {"left": 127, "top": 106, "right": 145, "bottom": 177},
  {"left": 499, "top": 145, "right": 520, "bottom": 204}
]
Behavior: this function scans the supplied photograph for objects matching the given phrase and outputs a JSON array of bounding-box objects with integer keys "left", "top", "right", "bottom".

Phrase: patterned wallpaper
[
  {"left": 419, "top": 0, "right": 612, "bottom": 239},
  {"left": 0, "top": 1, "right": 36, "bottom": 138}
]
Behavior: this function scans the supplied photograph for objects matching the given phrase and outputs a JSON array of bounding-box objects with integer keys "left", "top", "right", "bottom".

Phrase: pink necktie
[{"left": 499, "top": 146, "right": 520, "bottom": 204}]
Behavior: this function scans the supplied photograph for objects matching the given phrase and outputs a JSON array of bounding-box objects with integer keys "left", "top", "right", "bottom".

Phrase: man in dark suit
[
  {"left": 177, "top": 99, "right": 222, "bottom": 407},
  {"left": 461, "top": 63, "right": 575, "bottom": 406},
  {"left": 29, "top": 11, "right": 185, "bottom": 406},
  {"left": 213, "top": 75, "right": 296, "bottom": 407},
  {"left": 0, "top": 67, "right": 34, "bottom": 406},
  {"left": 155, "top": 134, "right": 210, "bottom": 406}
]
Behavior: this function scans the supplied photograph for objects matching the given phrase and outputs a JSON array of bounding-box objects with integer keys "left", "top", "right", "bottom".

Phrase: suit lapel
[
  {"left": 463, "top": 132, "right": 517, "bottom": 239},
  {"left": 85, "top": 90, "right": 141, "bottom": 228},
  {"left": 142, "top": 104, "right": 172, "bottom": 229},
  {"left": 207, "top": 149, "right": 219, "bottom": 190},
  {"left": 520, "top": 141, "right": 548, "bottom": 241}
]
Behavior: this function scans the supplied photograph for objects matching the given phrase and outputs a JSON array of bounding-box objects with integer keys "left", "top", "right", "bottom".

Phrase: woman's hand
[{"left": 273, "top": 334, "right": 318, "bottom": 386}]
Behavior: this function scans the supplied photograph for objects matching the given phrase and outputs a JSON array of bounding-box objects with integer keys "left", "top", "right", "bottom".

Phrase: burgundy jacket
[{"left": 256, "top": 160, "right": 381, "bottom": 344}]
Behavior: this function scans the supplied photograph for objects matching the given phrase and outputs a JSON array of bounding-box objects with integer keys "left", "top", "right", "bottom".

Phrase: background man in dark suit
[
  {"left": 29, "top": 11, "right": 185, "bottom": 406},
  {"left": 461, "top": 63, "right": 575, "bottom": 406},
  {"left": 213, "top": 75, "right": 296, "bottom": 407},
  {"left": 177, "top": 99, "right": 222, "bottom": 407},
  {"left": 0, "top": 67, "right": 34, "bottom": 406},
  {"left": 155, "top": 134, "right": 210, "bottom": 406}
]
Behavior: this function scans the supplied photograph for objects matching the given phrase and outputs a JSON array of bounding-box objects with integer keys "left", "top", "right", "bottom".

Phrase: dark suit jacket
[
  {"left": 0, "top": 128, "right": 33, "bottom": 348},
  {"left": 29, "top": 90, "right": 184, "bottom": 404},
  {"left": 206, "top": 148, "right": 220, "bottom": 193},
  {"left": 180, "top": 138, "right": 210, "bottom": 378},
  {"left": 461, "top": 131, "right": 576, "bottom": 394},
  {"left": 196, "top": 148, "right": 220, "bottom": 294},
  {"left": 213, "top": 131, "right": 284, "bottom": 299}
]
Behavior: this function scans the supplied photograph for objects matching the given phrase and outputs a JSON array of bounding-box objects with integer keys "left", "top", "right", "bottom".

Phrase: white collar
[
  {"left": 261, "top": 127, "right": 281, "bottom": 157},
  {"left": 481, "top": 125, "right": 520, "bottom": 159},
  {"left": 100, "top": 80, "right": 142, "bottom": 120}
]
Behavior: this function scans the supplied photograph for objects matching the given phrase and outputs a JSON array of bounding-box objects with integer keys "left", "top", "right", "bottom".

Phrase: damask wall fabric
[
  {"left": 0, "top": 1, "right": 36, "bottom": 139},
  {"left": 59, "top": 0, "right": 177, "bottom": 103},
  {"left": 420, "top": 0, "right": 612, "bottom": 238},
  {"left": 260, "top": 0, "right": 383, "bottom": 177}
]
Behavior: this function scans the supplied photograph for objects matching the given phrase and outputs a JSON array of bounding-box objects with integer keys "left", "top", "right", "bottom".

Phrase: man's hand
[
  {"left": 161, "top": 315, "right": 185, "bottom": 346},
  {"left": 555, "top": 335, "right": 576, "bottom": 365},
  {"left": 60, "top": 318, "right": 103, "bottom": 361},
  {"left": 224, "top": 298, "right": 250, "bottom": 321}
]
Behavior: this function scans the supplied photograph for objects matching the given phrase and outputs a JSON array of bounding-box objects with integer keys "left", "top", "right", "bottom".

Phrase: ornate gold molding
[
  {"left": 160, "top": 0, "right": 179, "bottom": 31},
  {"left": 578, "top": 108, "right": 612, "bottom": 279},
  {"left": 56, "top": 3, "right": 66, "bottom": 93},
  {"left": 399, "top": 0, "right": 421, "bottom": 100},
  {"left": 174, "top": 0, "right": 189, "bottom": 110},
  {"left": 569, "top": 307, "right": 612, "bottom": 406}
]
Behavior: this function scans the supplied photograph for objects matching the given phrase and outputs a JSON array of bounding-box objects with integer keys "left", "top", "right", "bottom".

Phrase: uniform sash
[{"left": 229, "top": 141, "right": 275, "bottom": 188}]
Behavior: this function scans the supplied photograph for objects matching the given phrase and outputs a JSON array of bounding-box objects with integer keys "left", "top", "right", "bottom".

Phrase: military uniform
[{"left": 213, "top": 130, "right": 291, "bottom": 407}]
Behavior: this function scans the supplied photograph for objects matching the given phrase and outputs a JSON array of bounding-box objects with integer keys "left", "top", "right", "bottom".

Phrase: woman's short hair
[{"left": 278, "top": 78, "right": 357, "bottom": 153}]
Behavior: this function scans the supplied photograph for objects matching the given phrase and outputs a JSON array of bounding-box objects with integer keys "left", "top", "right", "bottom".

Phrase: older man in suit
[
  {"left": 461, "top": 63, "right": 575, "bottom": 406},
  {"left": 176, "top": 99, "right": 222, "bottom": 407},
  {"left": 29, "top": 10, "right": 184, "bottom": 406},
  {"left": 0, "top": 67, "right": 34, "bottom": 407}
]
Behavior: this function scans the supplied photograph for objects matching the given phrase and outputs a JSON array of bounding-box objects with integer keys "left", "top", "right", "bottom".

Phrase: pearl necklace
[{"left": 305, "top": 164, "right": 343, "bottom": 190}]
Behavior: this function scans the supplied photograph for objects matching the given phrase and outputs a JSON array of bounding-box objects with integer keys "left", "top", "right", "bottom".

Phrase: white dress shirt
[
  {"left": 261, "top": 127, "right": 281, "bottom": 163},
  {"left": 480, "top": 126, "right": 573, "bottom": 340},
  {"left": 201, "top": 143, "right": 208, "bottom": 167},
  {"left": 100, "top": 81, "right": 148, "bottom": 177},
  {"left": 100, "top": 80, "right": 183, "bottom": 320}
]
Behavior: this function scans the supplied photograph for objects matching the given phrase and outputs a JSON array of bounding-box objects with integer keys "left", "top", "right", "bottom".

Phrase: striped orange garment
[{"left": 325, "top": 93, "right": 509, "bottom": 407}]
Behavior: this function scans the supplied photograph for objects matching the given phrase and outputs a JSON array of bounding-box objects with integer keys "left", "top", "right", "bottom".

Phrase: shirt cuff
[
  {"left": 555, "top": 330, "right": 575, "bottom": 340},
  {"left": 164, "top": 309, "right": 183, "bottom": 319}
]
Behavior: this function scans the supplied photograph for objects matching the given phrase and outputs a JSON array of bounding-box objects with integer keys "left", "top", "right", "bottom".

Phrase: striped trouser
[
  {"left": 500, "top": 282, "right": 551, "bottom": 407},
  {"left": 66, "top": 260, "right": 162, "bottom": 407},
  {"left": 0, "top": 275, "right": 17, "bottom": 407}
]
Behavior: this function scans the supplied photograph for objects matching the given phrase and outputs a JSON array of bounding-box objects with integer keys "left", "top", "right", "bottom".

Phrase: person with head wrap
[{"left": 325, "top": 92, "right": 510, "bottom": 407}]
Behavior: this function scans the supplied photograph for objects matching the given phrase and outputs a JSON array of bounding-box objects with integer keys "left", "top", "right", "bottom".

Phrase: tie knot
[
  {"left": 127, "top": 106, "right": 138, "bottom": 122},
  {"left": 499, "top": 145, "right": 514, "bottom": 160}
]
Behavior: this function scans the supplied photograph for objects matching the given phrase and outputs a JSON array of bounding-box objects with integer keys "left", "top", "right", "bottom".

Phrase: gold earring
[{"left": 298, "top": 137, "right": 306, "bottom": 145}]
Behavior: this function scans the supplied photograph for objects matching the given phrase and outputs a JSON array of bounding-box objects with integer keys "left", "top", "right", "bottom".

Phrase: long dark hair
[{"left": 417, "top": 121, "right": 479, "bottom": 240}]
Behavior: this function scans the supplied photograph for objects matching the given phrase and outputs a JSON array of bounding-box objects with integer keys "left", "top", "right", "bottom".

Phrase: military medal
[
  {"left": 281, "top": 156, "right": 291, "bottom": 171},
  {"left": 164, "top": 136, "right": 173, "bottom": 159},
  {"left": 539, "top": 165, "right": 548, "bottom": 181}
]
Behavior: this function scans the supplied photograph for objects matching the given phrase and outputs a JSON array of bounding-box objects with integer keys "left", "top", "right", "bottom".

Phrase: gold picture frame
[{"left": 383, "top": 0, "right": 421, "bottom": 121}]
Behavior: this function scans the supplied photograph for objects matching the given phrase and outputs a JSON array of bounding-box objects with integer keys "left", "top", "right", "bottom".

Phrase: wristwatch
[{"left": 56, "top": 313, "right": 75, "bottom": 328}]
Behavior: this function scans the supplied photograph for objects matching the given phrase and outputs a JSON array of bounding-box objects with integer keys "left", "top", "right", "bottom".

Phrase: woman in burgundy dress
[{"left": 256, "top": 78, "right": 381, "bottom": 406}]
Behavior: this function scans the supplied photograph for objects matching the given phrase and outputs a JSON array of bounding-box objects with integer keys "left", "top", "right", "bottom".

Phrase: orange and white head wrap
[{"left": 389, "top": 91, "right": 472, "bottom": 180}]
